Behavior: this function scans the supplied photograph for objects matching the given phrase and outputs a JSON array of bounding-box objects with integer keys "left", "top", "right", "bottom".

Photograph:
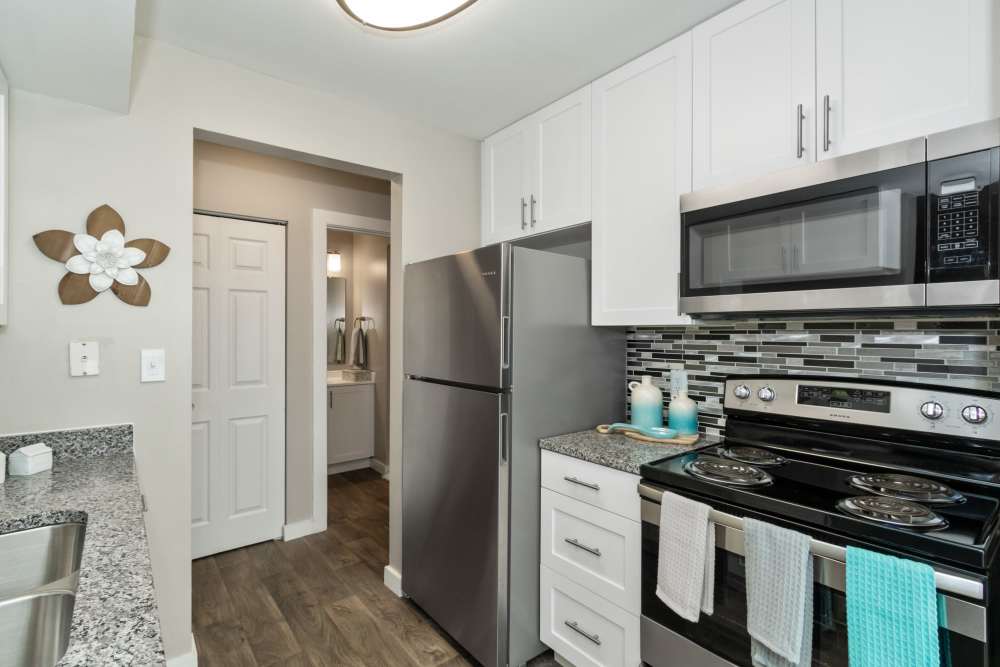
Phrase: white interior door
[{"left": 192, "top": 214, "right": 286, "bottom": 559}]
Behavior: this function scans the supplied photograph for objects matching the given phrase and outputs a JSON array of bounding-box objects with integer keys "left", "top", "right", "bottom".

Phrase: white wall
[{"left": 0, "top": 37, "right": 480, "bottom": 659}]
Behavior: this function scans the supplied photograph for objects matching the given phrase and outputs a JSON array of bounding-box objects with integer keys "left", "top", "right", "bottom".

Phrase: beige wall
[
  {"left": 193, "top": 141, "right": 389, "bottom": 521},
  {"left": 351, "top": 234, "right": 390, "bottom": 465},
  {"left": 0, "top": 36, "right": 480, "bottom": 660}
]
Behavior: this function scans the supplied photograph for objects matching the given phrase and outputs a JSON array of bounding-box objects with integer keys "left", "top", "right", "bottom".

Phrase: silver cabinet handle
[
  {"left": 520, "top": 197, "right": 527, "bottom": 230},
  {"left": 530, "top": 195, "right": 537, "bottom": 228},
  {"left": 564, "top": 537, "right": 602, "bottom": 557},
  {"left": 822, "top": 94, "right": 831, "bottom": 152},
  {"left": 329, "top": 390, "right": 333, "bottom": 409},
  {"left": 796, "top": 103, "right": 805, "bottom": 158},
  {"left": 563, "top": 476, "right": 600, "bottom": 491},
  {"left": 565, "top": 620, "right": 601, "bottom": 646}
]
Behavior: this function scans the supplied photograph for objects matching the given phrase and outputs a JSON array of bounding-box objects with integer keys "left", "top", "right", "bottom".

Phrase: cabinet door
[
  {"left": 531, "top": 86, "right": 592, "bottom": 234},
  {"left": 482, "top": 119, "right": 531, "bottom": 244},
  {"left": 591, "top": 33, "right": 692, "bottom": 326},
  {"left": 0, "top": 66, "right": 7, "bottom": 326},
  {"left": 692, "top": 0, "right": 816, "bottom": 189},
  {"left": 328, "top": 384, "right": 375, "bottom": 465},
  {"left": 816, "top": 0, "right": 996, "bottom": 160}
]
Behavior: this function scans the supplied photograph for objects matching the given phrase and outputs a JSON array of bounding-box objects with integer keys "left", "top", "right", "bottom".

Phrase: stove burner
[
  {"left": 685, "top": 455, "right": 773, "bottom": 487},
  {"left": 719, "top": 446, "right": 786, "bottom": 467},
  {"left": 837, "top": 495, "right": 947, "bottom": 529},
  {"left": 849, "top": 473, "right": 965, "bottom": 505}
]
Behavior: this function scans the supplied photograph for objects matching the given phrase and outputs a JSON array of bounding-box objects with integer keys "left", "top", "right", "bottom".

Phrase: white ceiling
[
  {"left": 0, "top": 0, "right": 136, "bottom": 113},
  {"left": 136, "top": 0, "right": 738, "bottom": 138}
]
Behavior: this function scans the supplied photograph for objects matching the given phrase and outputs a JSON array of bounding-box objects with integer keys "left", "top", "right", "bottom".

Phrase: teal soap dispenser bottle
[
  {"left": 668, "top": 370, "right": 699, "bottom": 435},
  {"left": 629, "top": 376, "right": 663, "bottom": 428}
]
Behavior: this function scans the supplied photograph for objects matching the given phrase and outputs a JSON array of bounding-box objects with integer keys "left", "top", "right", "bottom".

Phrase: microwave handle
[{"left": 638, "top": 483, "right": 984, "bottom": 601}]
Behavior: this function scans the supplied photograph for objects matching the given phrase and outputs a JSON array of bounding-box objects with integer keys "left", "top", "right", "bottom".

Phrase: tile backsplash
[{"left": 626, "top": 317, "right": 1000, "bottom": 437}]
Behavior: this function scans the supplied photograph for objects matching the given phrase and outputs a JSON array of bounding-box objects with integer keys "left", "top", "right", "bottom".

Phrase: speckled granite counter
[
  {"left": 0, "top": 426, "right": 165, "bottom": 666},
  {"left": 539, "top": 429, "right": 721, "bottom": 475}
]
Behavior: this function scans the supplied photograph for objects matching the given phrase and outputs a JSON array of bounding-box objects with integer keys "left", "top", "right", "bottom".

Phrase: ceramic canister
[{"left": 629, "top": 376, "right": 663, "bottom": 428}]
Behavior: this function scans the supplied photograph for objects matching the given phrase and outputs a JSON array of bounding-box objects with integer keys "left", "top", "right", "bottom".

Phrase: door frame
[
  {"left": 303, "top": 208, "right": 391, "bottom": 543},
  {"left": 191, "top": 209, "right": 289, "bottom": 555}
]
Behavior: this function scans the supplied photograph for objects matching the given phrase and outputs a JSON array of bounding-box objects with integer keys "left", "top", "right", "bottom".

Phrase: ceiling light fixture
[{"left": 336, "top": 0, "right": 478, "bottom": 31}]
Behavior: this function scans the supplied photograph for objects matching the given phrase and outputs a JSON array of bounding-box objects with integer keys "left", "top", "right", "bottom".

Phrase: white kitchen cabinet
[
  {"left": 692, "top": 0, "right": 816, "bottom": 190},
  {"left": 0, "top": 63, "right": 8, "bottom": 326},
  {"left": 591, "top": 32, "right": 692, "bottom": 326},
  {"left": 816, "top": 0, "right": 997, "bottom": 160},
  {"left": 481, "top": 86, "right": 591, "bottom": 244},
  {"left": 482, "top": 117, "right": 533, "bottom": 244},
  {"left": 327, "top": 382, "right": 374, "bottom": 467}
]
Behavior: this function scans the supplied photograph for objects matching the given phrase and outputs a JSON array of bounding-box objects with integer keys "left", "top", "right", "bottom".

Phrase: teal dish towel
[{"left": 846, "top": 546, "right": 939, "bottom": 667}]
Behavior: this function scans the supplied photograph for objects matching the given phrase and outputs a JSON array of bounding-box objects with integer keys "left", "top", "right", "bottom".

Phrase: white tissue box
[{"left": 9, "top": 443, "right": 53, "bottom": 476}]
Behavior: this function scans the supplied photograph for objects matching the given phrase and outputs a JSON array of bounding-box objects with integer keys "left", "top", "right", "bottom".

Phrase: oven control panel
[
  {"left": 931, "top": 190, "right": 987, "bottom": 269},
  {"left": 724, "top": 377, "right": 1000, "bottom": 440}
]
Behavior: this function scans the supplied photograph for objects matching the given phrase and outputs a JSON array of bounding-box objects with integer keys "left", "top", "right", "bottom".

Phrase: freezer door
[
  {"left": 404, "top": 244, "right": 509, "bottom": 389},
  {"left": 402, "top": 378, "right": 507, "bottom": 667}
]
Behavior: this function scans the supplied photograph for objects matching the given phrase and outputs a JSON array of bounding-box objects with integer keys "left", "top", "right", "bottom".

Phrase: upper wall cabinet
[
  {"left": 591, "top": 33, "right": 692, "bottom": 326},
  {"left": 692, "top": 0, "right": 816, "bottom": 190},
  {"left": 0, "top": 65, "right": 7, "bottom": 326},
  {"left": 481, "top": 86, "right": 591, "bottom": 245},
  {"left": 816, "top": 0, "right": 997, "bottom": 160}
]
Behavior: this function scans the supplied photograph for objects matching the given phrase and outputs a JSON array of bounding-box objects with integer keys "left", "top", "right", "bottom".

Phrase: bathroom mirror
[{"left": 327, "top": 277, "right": 347, "bottom": 364}]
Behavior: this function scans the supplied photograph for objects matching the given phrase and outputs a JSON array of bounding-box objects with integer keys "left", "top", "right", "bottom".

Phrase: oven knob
[
  {"left": 962, "top": 405, "right": 988, "bottom": 424},
  {"left": 920, "top": 401, "right": 944, "bottom": 420},
  {"left": 733, "top": 384, "right": 751, "bottom": 400},
  {"left": 757, "top": 386, "right": 776, "bottom": 402}
]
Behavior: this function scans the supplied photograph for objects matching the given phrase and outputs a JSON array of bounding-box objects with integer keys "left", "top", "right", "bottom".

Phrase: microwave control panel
[{"left": 930, "top": 189, "right": 987, "bottom": 269}]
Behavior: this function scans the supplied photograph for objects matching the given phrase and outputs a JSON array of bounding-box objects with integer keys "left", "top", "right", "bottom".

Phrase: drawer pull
[
  {"left": 563, "top": 476, "right": 600, "bottom": 491},
  {"left": 565, "top": 620, "right": 601, "bottom": 646},
  {"left": 564, "top": 537, "right": 602, "bottom": 557}
]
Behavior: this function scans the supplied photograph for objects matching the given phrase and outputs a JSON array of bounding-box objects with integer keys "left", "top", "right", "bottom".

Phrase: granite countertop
[
  {"left": 0, "top": 427, "right": 164, "bottom": 665},
  {"left": 539, "top": 429, "right": 721, "bottom": 475}
]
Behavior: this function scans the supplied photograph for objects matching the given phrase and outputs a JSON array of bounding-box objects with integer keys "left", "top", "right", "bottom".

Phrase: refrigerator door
[
  {"left": 402, "top": 378, "right": 508, "bottom": 667},
  {"left": 404, "top": 244, "right": 509, "bottom": 389}
]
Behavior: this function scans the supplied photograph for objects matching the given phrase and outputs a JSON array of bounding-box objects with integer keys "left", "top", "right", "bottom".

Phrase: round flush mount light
[{"left": 336, "top": 0, "right": 478, "bottom": 31}]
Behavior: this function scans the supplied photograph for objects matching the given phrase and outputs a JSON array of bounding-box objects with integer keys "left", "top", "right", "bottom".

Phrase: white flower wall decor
[{"left": 33, "top": 204, "right": 171, "bottom": 306}]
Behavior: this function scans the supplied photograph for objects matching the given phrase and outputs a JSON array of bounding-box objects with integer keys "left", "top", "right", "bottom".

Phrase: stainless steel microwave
[{"left": 679, "top": 119, "right": 1000, "bottom": 315}]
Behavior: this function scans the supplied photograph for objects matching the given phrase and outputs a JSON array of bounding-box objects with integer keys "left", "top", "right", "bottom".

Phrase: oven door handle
[{"left": 638, "top": 484, "right": 985, "bottom": 602}]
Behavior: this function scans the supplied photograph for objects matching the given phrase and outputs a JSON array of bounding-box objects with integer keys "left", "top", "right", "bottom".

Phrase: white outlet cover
[
  {"left": 141, "top": 349, "right": 166, "bottom": 383},
  {"left": 69, "top": 341, "right": 100, "bottom": 377}
]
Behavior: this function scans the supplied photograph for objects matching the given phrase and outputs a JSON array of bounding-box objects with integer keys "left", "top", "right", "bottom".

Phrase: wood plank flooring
[{"left": 192, "top": 469, "right": 557, "bottom": 667}]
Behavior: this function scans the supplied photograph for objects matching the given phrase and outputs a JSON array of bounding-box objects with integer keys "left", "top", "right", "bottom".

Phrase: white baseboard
[
  {"left": 383, "top": 565, "right": 404, "bottom": 597},
  {"left": 282, "top": 517, "right": 325, "bottom": 541},
  {"left": 166, "top": 634, "right": 198, "bottom": 667},
  {"left": 327, "top": 458, "right": 372, "bottom": 475},
  {"left": 370, "top": 458, "right": 389, "bottom": 478}
]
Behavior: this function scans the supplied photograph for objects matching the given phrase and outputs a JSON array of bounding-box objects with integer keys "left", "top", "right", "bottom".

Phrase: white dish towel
[
  {"left": 744, "top": 518, "right": 814, "bottom": 667},
  {"left": 655, "top": 490, "right": 715, "bottom": 622}
]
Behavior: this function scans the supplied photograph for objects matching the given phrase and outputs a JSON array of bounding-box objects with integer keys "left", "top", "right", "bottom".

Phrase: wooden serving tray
[{"left": 595, "top": 424, "right": 699, "bottom": 446}]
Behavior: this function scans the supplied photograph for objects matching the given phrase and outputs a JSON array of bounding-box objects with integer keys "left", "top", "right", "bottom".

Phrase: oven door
[
  {"left": 639, "top": 492, "right": 990, "bottom": 667},
  {"left": 679, "top": 139, "right": 926, "bottom": 314}
]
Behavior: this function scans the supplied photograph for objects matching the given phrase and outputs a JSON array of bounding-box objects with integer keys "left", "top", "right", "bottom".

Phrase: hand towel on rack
[
  {"left": 846, "top": 546, "right": 939, "bottom": 667},
  {"left": 655, "top": 490, "right": 714, "bottom": 622},
  {"left": 744, "top": 518, "right": 813, "bottom": 667},
  {"left": 350, "top": 322, "right": 369, "bottom": 369},
  {"left": 332, "top": 318, "right": 346, "bottom": 364}
]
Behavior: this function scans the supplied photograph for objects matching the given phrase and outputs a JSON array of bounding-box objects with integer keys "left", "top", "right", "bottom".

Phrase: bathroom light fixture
[
  {"left": 336, "top": 0, "right": 477, "bottom": 31},
  {"left": 327, "top": 251, "right": 342, "bottom": 276}
]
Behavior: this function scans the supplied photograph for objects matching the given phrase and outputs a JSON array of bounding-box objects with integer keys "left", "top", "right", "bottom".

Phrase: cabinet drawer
[
  {"left": 541, "top": 450, "right": 641, "bottom": 520},
  {"left": 541, "top": 489, "right": 640, "bottom": 614},
  {"left": 540, "top": 565, "right": 640, "bottom": 667}
]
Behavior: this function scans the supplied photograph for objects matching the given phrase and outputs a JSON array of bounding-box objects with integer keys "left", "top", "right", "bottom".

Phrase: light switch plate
[
  {"left": 141, "top": 349, "right": 166, "bottom": 383},
  {"left": 69, "top": 341, "right": 100, "bottom": 377}
]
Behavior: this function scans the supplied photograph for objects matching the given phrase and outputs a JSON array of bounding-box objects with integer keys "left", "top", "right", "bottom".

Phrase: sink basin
[
  {"left": 0, "top": 523, "right": 85, "bottom": 600},
  {"left": 0, "top": 591, "right": 75, "bottom": 667}
]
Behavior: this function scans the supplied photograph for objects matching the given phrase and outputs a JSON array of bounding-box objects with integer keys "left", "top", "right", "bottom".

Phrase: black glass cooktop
[{"left": 641, "top": 440, "right": 1000, "bottom": 571}]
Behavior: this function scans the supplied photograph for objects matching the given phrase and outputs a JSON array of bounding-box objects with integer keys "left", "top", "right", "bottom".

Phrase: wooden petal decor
[
  {"left": 111, "top": 275, "right": 151, "bottom": 307},
  {"left": 126, "top": 238, "right": 171, "bottom": 268},
  {"left": 86, "top": 204, "right": 126, "bottom": 238},
  {"left": 58, "top": 273, "right": 99, "bottom": 305},
  {"left": 35, "top": 204, "right": 168, "bottom": 307},
  {"left": 33, "top": 230, "right": 78, "bottom": 262}
]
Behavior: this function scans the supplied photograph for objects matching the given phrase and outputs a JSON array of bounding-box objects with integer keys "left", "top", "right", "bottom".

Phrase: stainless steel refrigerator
[{"left": 403, "top": 243, "right": 624, "bottom": 667}]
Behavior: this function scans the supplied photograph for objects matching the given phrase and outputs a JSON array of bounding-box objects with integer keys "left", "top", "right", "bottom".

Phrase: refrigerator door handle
[
  {"left": 499, "top": 412, "right": 509, "bottom": 464},
  {"left": 501, "top": 315, "right": 511, "bottom": 370}
]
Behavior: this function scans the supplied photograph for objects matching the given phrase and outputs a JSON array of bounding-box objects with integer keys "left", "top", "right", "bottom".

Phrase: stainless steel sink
[
  {"left": 0, "top": 523, "right": 85, "bottom": 600},
  {"left": 0, "top": 591, "right": 76, "bottom": 667}
]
